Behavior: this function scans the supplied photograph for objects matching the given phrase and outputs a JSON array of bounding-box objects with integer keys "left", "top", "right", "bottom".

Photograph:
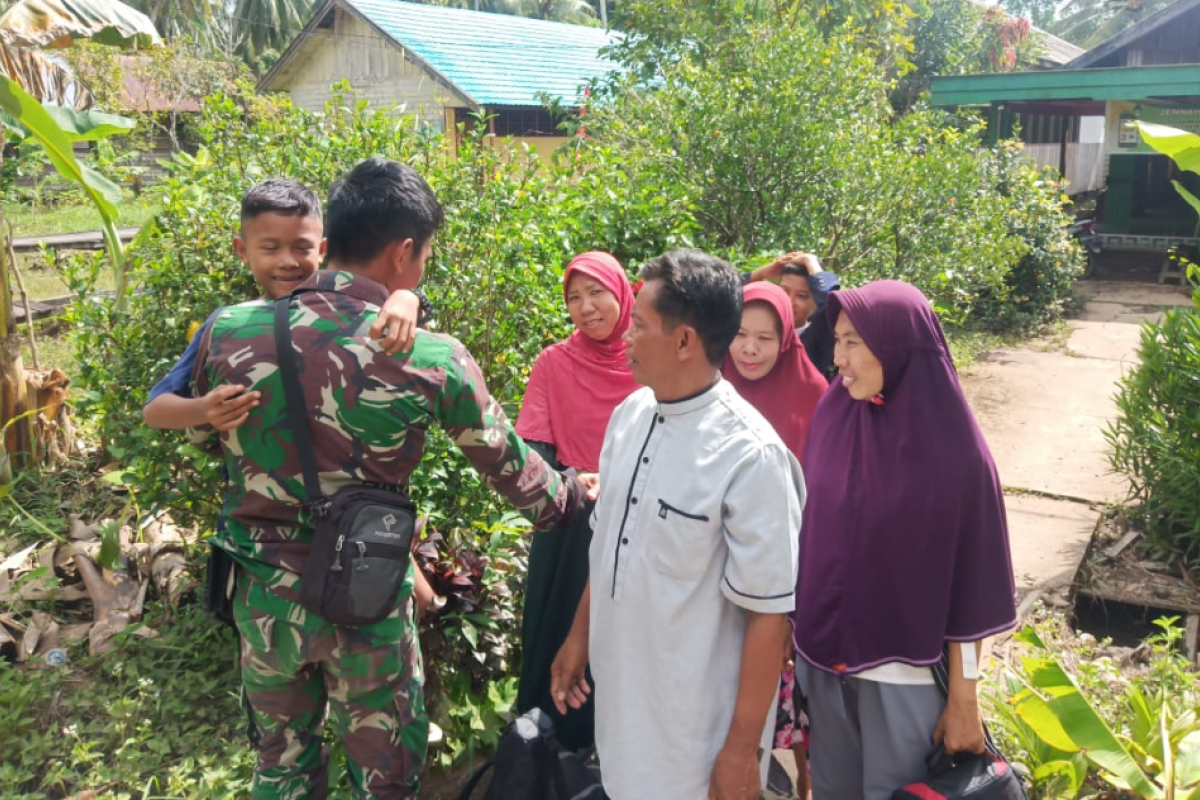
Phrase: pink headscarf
[
  {"left": 516, "top": 252, "right": 639, "bottom": 472},
  {"left": 722, "top": 282, "right": 829, "bottom": 464}
]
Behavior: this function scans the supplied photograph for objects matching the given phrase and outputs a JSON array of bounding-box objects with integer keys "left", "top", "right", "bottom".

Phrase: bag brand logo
[{"left": 382, "top": 513, "right": 397, "bottom": 530}]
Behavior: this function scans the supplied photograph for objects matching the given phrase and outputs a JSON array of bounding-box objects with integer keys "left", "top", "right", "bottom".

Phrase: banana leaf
[
  {"left": 1013, "top": 626, "right": 1164, "bottom": 799},
  {"left": 0, "top": 73, "right": 128, "bottom": 308},
  {"left": 0, "top": 102, "right": 133, "bottom": 142},
  {"left": 0, "top": 0, "right": 161, "bottom": 49},
  {"left": 1135, "top": 122, "right": 1200, "bottom": 221}
]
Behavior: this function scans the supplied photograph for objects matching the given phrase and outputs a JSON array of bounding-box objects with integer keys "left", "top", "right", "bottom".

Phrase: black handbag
[
  {"left": 273, "top": 295, "right": 417, "bottom": 627},
  {"left": 891, "top": 652, "right": 1027, "bottom": 800},
  {"left": 458, "top": 709, "right": 605, "bottom": 800}
]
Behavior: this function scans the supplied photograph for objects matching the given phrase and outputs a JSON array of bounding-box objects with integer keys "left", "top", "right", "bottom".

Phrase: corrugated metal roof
[
  {"left": 344, "top": 0, "right": 618, "bottom": 107},
  {"left": 1032, "top": 26, "right": 1085, "bottom": 66}
]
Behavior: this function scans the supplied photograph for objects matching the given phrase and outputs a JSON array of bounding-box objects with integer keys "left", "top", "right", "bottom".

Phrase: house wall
[
  {"left": 1122, "top": 6, "right": 1200, "bottom": 66},
  {"left": 281, "top": 7, "right": 463, "bottom": 124},
  {"left": 1083, "top": 4, "right": 1200, "bottom": 68},
  {"left": 1021, "top": 143, "right": 1105, "bottom": 193}
]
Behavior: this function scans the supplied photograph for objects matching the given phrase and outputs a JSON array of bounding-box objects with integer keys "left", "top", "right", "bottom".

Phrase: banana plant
[
  {"left": 1134, "top": 121, "right": 1200, "bottom": 309},
  {"left": 1009, "top": 625, "right": 1200, "bottom": 799},
  {"left": 1135, "top": 122, "right": 1200, "bottom": 221},
  {"left": 0, "top": 74, "right": 134, "bottom": 310},
  {"left": 0, "top": 75, "right": 134, "bottom": 471}
]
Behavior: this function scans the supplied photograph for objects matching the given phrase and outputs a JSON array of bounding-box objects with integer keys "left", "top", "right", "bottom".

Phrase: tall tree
[
  {"left": 228, "top": 0, "right": 314, "bottom": 62},
  {"left": 1050, "top": 0, "right": 1176, "bottom": 47},
  {"left": 124, "top": 0, "right": 215, "bottom": 41}
]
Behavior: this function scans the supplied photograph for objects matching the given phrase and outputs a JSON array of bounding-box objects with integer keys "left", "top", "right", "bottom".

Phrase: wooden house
[
  {"left": 932, "top": 0, "right": 1200, "bottom": 261},
  {"left": 260, "top": 0, "right": 618, "bottom": 159}
]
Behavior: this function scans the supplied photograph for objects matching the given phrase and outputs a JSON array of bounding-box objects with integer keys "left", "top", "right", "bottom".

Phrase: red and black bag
[{"left": 892, "top": 652, "right": 1027, "bottom": 800}]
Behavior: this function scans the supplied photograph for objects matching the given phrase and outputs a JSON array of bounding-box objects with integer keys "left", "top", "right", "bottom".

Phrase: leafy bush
[
  {"left": 415, "top": 516, "right": 531, "bottom": 767},
  {"left": 971, "top": 142, "right": 1085, "bottom": 333},
  {"left": 1106, "top": 306, "right": 1200, "bottom": 570},
  {"left": 587, "top": 0, "right": 1078, "bottom": 326}
]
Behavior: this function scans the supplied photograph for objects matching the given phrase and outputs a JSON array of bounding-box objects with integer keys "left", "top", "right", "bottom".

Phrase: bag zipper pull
[
  {"left": 355, "top": 541, "right": 369, "bottom": 572},
  {"left": 330, "top": 534, "right": 345, "bottom": 571}
]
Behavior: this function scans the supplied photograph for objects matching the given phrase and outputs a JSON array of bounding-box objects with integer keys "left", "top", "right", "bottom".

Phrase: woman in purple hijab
[{"left": 793, "top": 280, "right": 1017, "bottom": 800}]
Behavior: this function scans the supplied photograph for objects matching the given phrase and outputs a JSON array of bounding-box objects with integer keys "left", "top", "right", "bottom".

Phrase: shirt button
[
  {"left": 631, "top": 497, "right": 638, "bottom": 505},
  {"left": 622, "top": 538, "right": 629, "bottom": 545},
  {"left": 642, "top": 457, "right": 649, "bottom": 464},
  {"left": 658, "top": 415, "right": 666, "bottom": 423}
]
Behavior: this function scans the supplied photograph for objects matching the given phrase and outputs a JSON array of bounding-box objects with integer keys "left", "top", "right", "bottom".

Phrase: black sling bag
[{"left": 273, "top": 295, "right": 417, "bottom": 626}]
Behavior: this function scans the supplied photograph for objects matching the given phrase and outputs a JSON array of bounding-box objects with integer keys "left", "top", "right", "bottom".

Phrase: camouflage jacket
[{"left": 191, "top": 270, "right": 570, "bottom": 584}]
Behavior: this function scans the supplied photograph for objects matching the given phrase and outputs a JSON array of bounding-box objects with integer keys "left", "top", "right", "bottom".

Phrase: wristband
[{"left": 960, "top": 641, "right": 979, "bottom": 680}]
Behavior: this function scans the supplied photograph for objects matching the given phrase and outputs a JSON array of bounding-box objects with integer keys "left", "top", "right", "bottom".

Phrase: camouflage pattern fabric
[
  {"left": 235, "top": 571, "right": 426, "bottom": 799},
  {"left": 189, "top": 270, "right": 572, "bottom": 797},
  {"left": 190, "top": 269, "right": 569, "bottom": 585}
]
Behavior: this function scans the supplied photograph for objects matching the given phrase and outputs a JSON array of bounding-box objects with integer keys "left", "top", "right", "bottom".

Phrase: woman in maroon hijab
[
  {"left": 723, "top": 281, "right": 827, "bottom": 797},
  {"left": 793, "top": 281, "right": 1017, "bottom": 800}
]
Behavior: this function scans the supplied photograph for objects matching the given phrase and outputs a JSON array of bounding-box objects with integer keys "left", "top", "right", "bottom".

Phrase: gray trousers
[{"left": 796, "top": 660, "right": 944, "bottom": 800}]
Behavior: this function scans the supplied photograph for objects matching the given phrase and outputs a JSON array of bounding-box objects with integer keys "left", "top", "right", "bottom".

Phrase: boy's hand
[
  {"left": 202, "top": 385, "right": 260, "bottom": 430},
  {"left": 371, "top": 290, "right": 420, "bottom": 355}
]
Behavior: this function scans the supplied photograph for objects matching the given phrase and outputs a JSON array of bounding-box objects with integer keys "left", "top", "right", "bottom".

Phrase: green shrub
[
  {"left": 984, "top": 618, "right": 1200, "bottom": 799},
  {"left": 971, "top": 141, "right": 1085, "bottom": 333},
  {"left": 586, "top": 1, "right": 1078, "bottom": 326},
  {"left": 1106, "top": 306, "right": 1200, "bottom": 570}
]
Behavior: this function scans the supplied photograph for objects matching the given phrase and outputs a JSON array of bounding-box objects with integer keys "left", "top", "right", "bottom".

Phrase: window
[
  {"left": 1016, "top": 113, "right": 1080, "bottom": 145},
  {"left": 454, "top": 106, "right": 565, "bottom": 138}
]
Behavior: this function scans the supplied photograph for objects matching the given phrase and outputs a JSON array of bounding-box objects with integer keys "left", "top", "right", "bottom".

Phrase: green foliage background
[{"left": 590, "top": 0, "right": 1081, "bottom": 326}]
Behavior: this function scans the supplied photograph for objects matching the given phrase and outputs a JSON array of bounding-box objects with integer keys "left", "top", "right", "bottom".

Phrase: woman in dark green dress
[{"left": 515, "top": 251, "right": 638, "bottom": 751}]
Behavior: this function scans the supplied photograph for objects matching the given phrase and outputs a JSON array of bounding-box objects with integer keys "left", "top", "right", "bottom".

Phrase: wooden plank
[
  {"left": 1186, "top": 614, "right": 1199, "bottom": 667},
  {"left": 9, "top": 290, "right": 118, "bottom": 322},
  {"left": 1077, "top": 573, "right": 1200, "bottom": 616},
  {"left": 1103, "top": 528, "right": 1141, "bottom": 559},
  {"left": 11, "top": 227, "right": 140, "bottom": 255}
]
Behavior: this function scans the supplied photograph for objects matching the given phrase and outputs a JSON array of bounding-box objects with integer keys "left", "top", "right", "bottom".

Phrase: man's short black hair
[
  {"left": 240, "top": 179, "right": 322, "bottom": 227},
  {"left": 780, "top": 262, "right": 808, "bottom": 278},
  {"left": 640, "top": 249, "right": 743, "bottom": 367},
  {"left": 326, "top": 157, "right": 444, "bottom": 266}
]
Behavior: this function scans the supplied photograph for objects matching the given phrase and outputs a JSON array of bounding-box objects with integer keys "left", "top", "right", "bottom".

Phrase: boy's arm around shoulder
[{"left": 143, "top": 313, "right": 260, "bottom": 430}]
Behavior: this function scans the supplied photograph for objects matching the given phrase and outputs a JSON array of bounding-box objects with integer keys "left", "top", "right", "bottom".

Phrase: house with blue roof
[{"left": 260, "top": 0, "right": 618, "bottom": 156}]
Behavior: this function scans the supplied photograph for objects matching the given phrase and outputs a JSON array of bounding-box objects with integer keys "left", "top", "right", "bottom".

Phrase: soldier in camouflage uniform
[{"left": 189, "top": 158, "right": 585, "bottom": 799}]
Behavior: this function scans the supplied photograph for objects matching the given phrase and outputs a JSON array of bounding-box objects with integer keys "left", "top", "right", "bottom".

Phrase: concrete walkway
[{"left": 959, "top": 280, "right": 1193, "bottom": 604}]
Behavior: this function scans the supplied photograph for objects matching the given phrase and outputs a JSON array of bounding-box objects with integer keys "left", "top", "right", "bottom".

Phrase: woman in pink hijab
[{"left": 515, "top": 251, "right": 639, "bottom": 751}]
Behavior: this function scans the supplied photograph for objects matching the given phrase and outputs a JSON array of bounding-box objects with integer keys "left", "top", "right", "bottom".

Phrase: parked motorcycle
[{"left": 1068, "top": 217, "right": 1102, "bottom": 278}]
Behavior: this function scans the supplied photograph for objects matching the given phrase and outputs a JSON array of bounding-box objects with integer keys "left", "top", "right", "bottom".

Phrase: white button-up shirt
[{"left": 589, "top": 380, "right": 804, "bottom": 800}]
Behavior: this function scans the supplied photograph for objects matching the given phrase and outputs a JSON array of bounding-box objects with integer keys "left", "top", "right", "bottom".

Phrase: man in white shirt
[{"left": 551, "top": 250, "right": 805, "bottom": 800}]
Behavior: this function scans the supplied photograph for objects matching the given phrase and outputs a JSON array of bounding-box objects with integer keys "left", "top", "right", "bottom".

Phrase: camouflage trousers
[{"left": 233, "top": 572, "right": 428, "bottom": 800}]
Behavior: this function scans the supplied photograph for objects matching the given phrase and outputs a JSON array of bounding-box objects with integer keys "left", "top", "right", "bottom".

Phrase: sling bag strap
[{"left": 273, "top": 295, "right": 329, "bottom": 518}]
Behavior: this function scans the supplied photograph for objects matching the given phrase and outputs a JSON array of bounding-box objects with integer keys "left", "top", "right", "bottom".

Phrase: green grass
[
  {"left": 19, "top": 321, "right": 75, "bottom": 377},
  {"left": 4, "top": 194, "right": 160, "bottom": 239},
  {"left": 12, "top": 252, "right": 116, "bottom": 302}
]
